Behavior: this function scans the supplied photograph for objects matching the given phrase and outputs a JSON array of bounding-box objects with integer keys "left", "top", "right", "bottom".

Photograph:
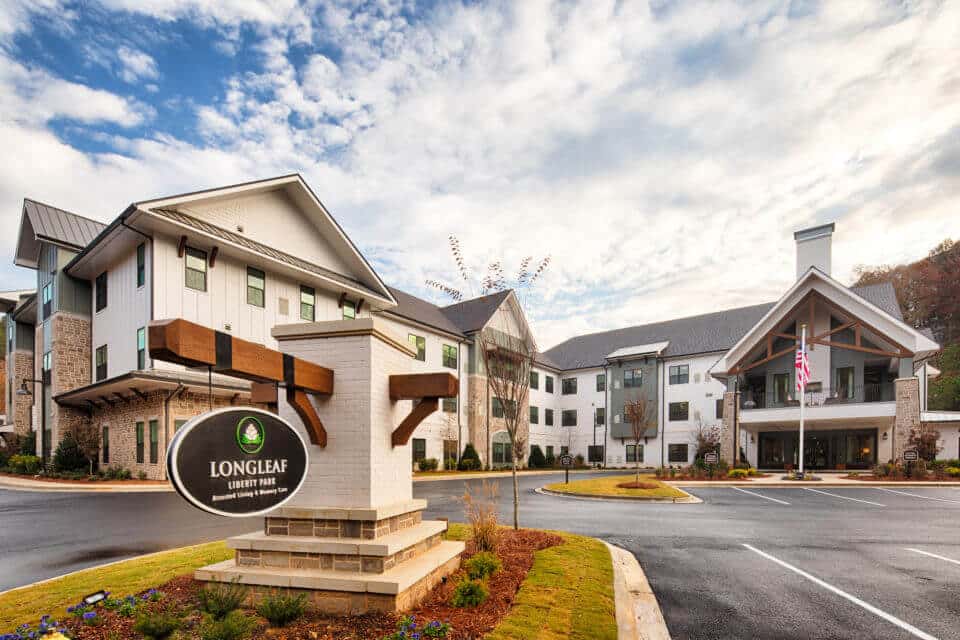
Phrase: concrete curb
[
  {"left": 667, "top": 480, "right": 960, "bottom": 488},
  {"left": 605, "top": 541, "right": 671, "bottom": 640},
  {"left": 0, "top": 475, "right": 173, "bottom": 493},
  {"left": 535, "top": 487, "right": 702, "bottom": 504}
]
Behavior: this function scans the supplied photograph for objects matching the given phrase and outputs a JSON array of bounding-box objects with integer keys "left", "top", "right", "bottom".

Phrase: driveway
[{"left": 2, "top": 474, "right": 959, "bottom": 639}]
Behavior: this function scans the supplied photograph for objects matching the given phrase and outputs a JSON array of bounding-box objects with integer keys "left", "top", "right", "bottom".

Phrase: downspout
[
  {"left": 162, "top": 383, "right": 185, "bottom": 480},
  {"left": 457, "top": 341, "right": 463, "bottom": 462},
  {"left": 603, "top": 364, "right": 609, "bottom": 468},
  {"left": 660, "top": 359, "right": 666, "bottom": 467}
]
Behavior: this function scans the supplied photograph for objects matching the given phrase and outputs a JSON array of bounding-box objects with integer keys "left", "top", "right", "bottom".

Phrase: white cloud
[
  {"left": 0, "top": 0, "right": 958, "bottom": 350},
  {"left": 117, "top": 46, "right": 159, "bottom": 83}
]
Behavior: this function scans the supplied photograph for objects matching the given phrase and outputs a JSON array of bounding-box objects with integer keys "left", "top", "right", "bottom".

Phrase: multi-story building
[{"left": 4, "top": 177, "right": 957, "bottom": 477}]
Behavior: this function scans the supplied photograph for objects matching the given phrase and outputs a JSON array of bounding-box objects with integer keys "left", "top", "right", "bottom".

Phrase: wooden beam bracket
[
  {"left": 389, "top": 373, "right": 458, "bottom": 447},
  {"left": 287, "top": 387, "right": 327, "bottom": 447}
]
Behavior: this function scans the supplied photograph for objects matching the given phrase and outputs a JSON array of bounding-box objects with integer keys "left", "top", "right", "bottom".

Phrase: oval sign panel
[{"left": 167, "top": 407, "right": 309, "bottom": 517}]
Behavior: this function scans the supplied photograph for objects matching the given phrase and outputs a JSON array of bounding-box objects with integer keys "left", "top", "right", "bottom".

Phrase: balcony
[{"left": 740, "top": 383, "right": 895, "bottom": 410}]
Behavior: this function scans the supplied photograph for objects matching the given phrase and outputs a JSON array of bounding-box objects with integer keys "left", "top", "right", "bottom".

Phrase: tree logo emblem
[{"left": 236, "top": 416, "right": 265, "bottom": 454}]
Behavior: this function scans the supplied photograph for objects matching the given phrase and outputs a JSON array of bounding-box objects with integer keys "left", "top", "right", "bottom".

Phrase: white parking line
[
  {"left": 731, "top": 487, "right": 790, "bottom": 505},
  {"left": 742, "top": 544, "right": 939, "bottom": 640},
  {"left": 906, "top": 548, "right": 960, "bottom": 567},
  {"left": 804, "top": 488, "right": 885, "bottom": 506},
  {"left": 879, "top": 488, "right": 960, "bottom": 504}
]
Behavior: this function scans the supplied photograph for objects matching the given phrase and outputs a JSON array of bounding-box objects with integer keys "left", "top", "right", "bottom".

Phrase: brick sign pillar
[
  {"left": 720, "top": 390, "right": 738, "bottom": 463},
  {"left": 893, "top": 376, "right": 920, "bottom": 463},
  {"left": 195, "top": 317, "right": 464, "bottom": 615}
]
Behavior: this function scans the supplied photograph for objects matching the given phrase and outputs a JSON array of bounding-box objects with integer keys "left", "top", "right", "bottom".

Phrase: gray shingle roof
[
  {"left": 22, "top": 199, "right": 106, "bottom": 249},
  {"left": 385, "top": 287, "right": 466, "bottom": 337},
  {"left": 439, "top": 290, "right": 512, "bottom": 334},
  {"left": 541, "top": 282, "right": 905, "bottom": 370}
]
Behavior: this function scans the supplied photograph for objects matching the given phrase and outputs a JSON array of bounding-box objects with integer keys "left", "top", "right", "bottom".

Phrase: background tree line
[{"left": 853, "top": 238, "right": 960, "bottom": 410}]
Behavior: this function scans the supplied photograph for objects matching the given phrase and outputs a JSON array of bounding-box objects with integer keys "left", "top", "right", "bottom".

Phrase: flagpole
[{"left": 799, "top": 323, "right": 806, "bottom": 477}]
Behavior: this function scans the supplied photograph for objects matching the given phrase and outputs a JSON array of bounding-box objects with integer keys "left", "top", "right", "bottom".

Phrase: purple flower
[{"left": 83, "top": 612, "right": 97, "bottom": 620}]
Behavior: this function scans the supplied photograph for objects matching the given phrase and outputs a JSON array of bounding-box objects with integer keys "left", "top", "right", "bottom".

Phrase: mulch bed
[
  {"left": 0, "top": 472, "right": 166, "bottom": 485},
  {"left": 661, "top": 474, "right": 772, "bottom": 481},
  {"left": 61, "top": 529, "right": 563, "bottom": 640},
  {"left": 844, "top": 474, "right": 960, "bottom": 482}
]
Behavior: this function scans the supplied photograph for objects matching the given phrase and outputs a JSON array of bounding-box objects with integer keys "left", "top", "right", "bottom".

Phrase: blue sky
[{"left": 0, "top": 0, "right": 958, "bottom": 347}]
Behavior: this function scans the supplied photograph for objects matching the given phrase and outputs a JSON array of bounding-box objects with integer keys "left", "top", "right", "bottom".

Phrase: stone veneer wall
[
  {"left": 894, "top": 377, "right": 920, "bottom": 463},
  {"left": 92, "top": 389, "right": 248, "bottom": 480},
  {"left": 719, "top": 391, "right": 737, "bottom": 463},
  {"left": 11, "top": 351, "right": 34, "bottom": 438},
  {"left": 49, "top": 313, "right": 92, "bottom": 450}
]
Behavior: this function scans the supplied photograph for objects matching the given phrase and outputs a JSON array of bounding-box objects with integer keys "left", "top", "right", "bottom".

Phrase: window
[
  {"left": 42, "top": 282, "right": 52, "bottom": 319},
  {"left": 412, "top": 438, "right": 427, "bottom": 463},
  {"left": 95, "top": 345, "right": 108, "bottom": 381},
  {"left": 716, "top": 398, "right": 724, "bottom": 420},
  {"left": 773, "top": 373, "right": 791, "bottom": 404},
  {"left": 442, "top": 344, "right": 458, "bottom": 369},
  {"left": 174, "top": 419, "right": 187, "bottom": 432},
  {"left": 95, "top": 272, "right": 108, "bottom": 311},
  {"left": 561, "top": 446, "right": 569, "bottom": 455},
  {"left": 562, "top": 377, "right": 577, "bottom": 395},
  {"left": 596, "top": 373, "right": 606, "bottom": 392},
  {"left": 42, "top": 351, "right": 52, "bottom": 384},
  {"left": 442, "top": 396, "right": 457, "bottom": 413},
  {"left": 546, "top": 445, "right": 554, "bottom": 458},
  {"left": 530, "top": 371, "right": 539, "bottom": 390},
  {"left": 668, "top": 443, "right": 689, "bottom": 463},
  {"left": 836, "top": 366, "right": 855, "bottom": 399},
  {"left": 149, "top": 419, "right": 159, "bottom": 464},
  {"left": 102, "top": 426, "right": 109, "bottom": 464},
  {"left": 342, "top": 299, "right": 356, "bottom": 320},
  {"left": 300, "top": 285, "right": 315, "bottom": 320},
  {"left": 408, "top": 334, "right": 426, "bottom": 361},
  {"left": 184, "top": 247, "right": 207, "bottom": 292},
  {"left": 136, "top": 421, "right": 144, "bottom": 463},
  {"left": 136, "top": 243, "right": 145, "bottom": 288},
  {"left": 545, "top": 375, "right": 554, "bottom": 393},
  {"left": 588, "top": 445, "right": 604, "bottom": 462},
  {"left": 561, "top": 409, "right": 577, "bottom": 427},
  {"left": 623, "top": 368, "right": 642, "bottom": 388},
  {"left": 668, "top": 401, "right": 689, "bottom": 421},
  {"left": 137, "top": 327, "right": 146, "bottom": 369},
  {"left": 246, "top": 267, "right": 265, "bottom": 307},
  {"left": 529, "top": 406, "right": 539, "bottom": 424},
  {"left": 626, "top": 444, "right": 643, "bottom": 463},
  {"left": 545, "top": 408, "right": 554, "bottom": 426},
  {"left": 669, "top": 364, "right": 689, "bottom": 385},
  {"left": 492, "top": 398, "right": 515, "bottom": 419},
  {"left": 595, "top": 407, "right": 605, "bottom": 426}
]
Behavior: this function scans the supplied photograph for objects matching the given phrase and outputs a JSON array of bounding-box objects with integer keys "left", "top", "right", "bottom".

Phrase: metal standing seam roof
[
  {"left": 150, "top": 207, "right": 387, "bottom": 301},
  {"left": 22, "top": 199, "right": 106, "bottom": 249},
  {"left": 541, "top": 282, "right": 906, "bottom": 371}
]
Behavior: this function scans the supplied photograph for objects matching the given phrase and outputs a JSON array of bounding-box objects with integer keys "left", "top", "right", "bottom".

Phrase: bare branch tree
[
  {"left": 71, "top": 422, "right": 102, "bottom": 476},
  {"left": 624, "top": 394, "right": 654, "bottom": 485},
  {"left": 691, "top": 411, "right": 722, "bottom": 462}
]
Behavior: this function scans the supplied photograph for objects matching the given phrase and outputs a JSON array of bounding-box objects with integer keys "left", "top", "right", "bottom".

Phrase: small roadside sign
[
  {"left": 903, "top": 449, "right": 919, "bottom": 462},
  {"left": 704, "top": 451, "right": 719, "bottom": 464},
  {"left": 559, "top": 454, "right": 574, "bottom": 467}
]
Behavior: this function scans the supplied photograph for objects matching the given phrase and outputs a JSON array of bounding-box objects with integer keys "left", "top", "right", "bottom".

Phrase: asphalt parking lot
[{"left": 2, "top": 475, "right": 959, "bottom": 639}]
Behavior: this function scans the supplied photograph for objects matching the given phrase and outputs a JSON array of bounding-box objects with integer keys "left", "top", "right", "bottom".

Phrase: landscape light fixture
[{"left": 82, "top": 590, "right": 107, "bottom": 605}]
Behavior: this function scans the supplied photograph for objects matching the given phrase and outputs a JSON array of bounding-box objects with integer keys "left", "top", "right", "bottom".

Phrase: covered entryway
[{"left": 757, "top": 428, "right": 878, "bottom": 470}]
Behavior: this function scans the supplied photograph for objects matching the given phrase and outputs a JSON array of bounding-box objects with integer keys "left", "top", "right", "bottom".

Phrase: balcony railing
[{"left": 740, "top": 383, "right": 895, "bottom": 410}]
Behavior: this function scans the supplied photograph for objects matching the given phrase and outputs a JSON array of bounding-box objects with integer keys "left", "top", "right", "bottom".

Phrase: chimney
[{"left": 794, "top": 222, "right": 835, "bottom": 279}]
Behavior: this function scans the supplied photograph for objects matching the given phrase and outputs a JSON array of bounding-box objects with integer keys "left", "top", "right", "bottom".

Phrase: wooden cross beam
[
  {"left": 148, "top": 318, "right": 334, "bottom": 446},
  {"left": 389, "top": 373, "right": 458, "bottom": 447}
]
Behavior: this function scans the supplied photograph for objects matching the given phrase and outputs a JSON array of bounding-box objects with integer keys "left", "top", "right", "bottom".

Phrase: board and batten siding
[
  {"left": 151, "top": 233, "right": 368, "bottom": 363},
  {"left": 90, "top": 242, "right": 152, "bottom": 379}
]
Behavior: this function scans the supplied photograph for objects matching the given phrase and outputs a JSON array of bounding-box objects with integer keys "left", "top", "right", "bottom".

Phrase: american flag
[{"left": 795, "top": 345, "right": 810, "bottom": 391}]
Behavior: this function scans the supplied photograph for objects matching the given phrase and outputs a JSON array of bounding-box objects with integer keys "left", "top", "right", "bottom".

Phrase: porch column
[
  {"left": 720, "top": 391, "right": 737, "bottom": 463},
  {"left": 893, "top": 377, "right": 920, "bottom": 463}
]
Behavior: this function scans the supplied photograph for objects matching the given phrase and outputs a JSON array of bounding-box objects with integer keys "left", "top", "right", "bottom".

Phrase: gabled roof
[
  {"left": 541, "top": 280, "right": 909, "bottom": 371},
  {"left": 606, "top": 341, "right": 670, "bottom": 360},
  {"left": 440, "top": 290, "right": 513, "bottom": 334},
  {"left": 385, "top": 287, "right": 467, "bottom": 337},
  {"left": 15, "top": 199, "right": 106, "bottom": 268}
]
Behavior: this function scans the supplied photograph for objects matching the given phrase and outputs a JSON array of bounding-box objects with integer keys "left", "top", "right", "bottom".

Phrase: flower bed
[{"left": 545, "top": 475, "right": 688, "bottom": 499}]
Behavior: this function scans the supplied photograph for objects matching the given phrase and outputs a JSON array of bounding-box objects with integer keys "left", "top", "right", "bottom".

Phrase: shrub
[
  {"left": 458, "top": 443, "right": 482, "bottom": 471},
  {"left": 138, "top": 470, "right": 148, "bottom": 480},
  {"left": 527, "top": 445, "right": 546, "bottom": 469},
  {"left": 947, "top": 467, "right": 960, "bottom": 478},
  {"left": 8, "top": 454, "right": 41, "bottom": 474},
  {"left": 133, "top": 609, "right": 183, "bottom": 640},
  {"left": 418, "top": 457, "right": 439, "bottom": 472},
  {"left": 103, "top": 466, "right": 132, "bottom": 480},
  {"left": 544, "top": 454, "right": 556, "bottom": 468},
  {"left": 198, "top": 611, "right": 256, "bottom": 640},
  {"left": 727, "top": 468, "right": 749, "bottom": 479},
  {"left": 451, "top": 578, "right": 488, "bottom": 608},
  {"left": 381, "top": 616, "right": 451, "bottom": 639},
  {"left": 255, "top": 592, "right": 308, "bottom": 627},
  {"left": 465, "top": 551, "right": 501, "bottom": 580},
  {"left": 198, "top": 579, "right": 248, "bottom": 620},
  {"left": 19, "top": 437, "right": 37, "bottom": 456},
  {"left": 574, "top": 454, "right": 585, "bottom": 468},
  {"left": 53, "top": 435, "right": 89, "bottom": 472},
  {"left": 462, "top": 481, "right": 499, "bottom": 553},
  {"left": 444, "top": 457, "right": 457, "bottom": 471}
]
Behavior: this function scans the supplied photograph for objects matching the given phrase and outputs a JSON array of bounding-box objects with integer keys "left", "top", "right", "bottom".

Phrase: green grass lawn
[
  {"left": 3, "top": 524, "right": 617, "bottom": 639},
  {"left": 446, "top": 523, "right": 617, "bottom": 640},
  {"left": 0, "top": 541, "right": 232, "bottom": 630},
  {"left": 544, "top": 474, "right": 688, "bottom": 499}
]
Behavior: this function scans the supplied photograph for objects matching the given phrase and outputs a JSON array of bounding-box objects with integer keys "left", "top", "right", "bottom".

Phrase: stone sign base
[{"left": 195, "top": 499, "right": 464, "bottom": 615}]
